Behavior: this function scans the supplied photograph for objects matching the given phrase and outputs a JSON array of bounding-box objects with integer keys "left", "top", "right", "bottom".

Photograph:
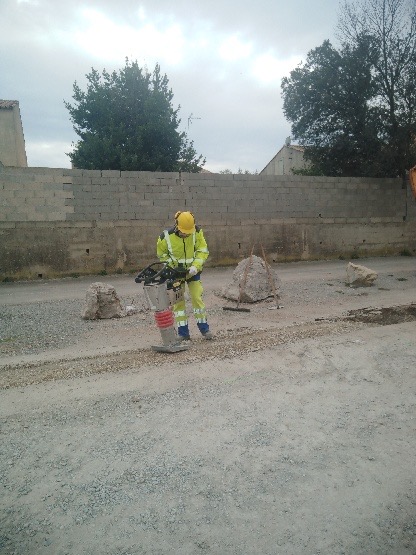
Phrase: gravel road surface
[{"left": 1, "top": 257, "right": 415, "bottom": 554}]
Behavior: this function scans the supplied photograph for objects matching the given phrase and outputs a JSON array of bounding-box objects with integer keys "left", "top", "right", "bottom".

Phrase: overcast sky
[{"left": 1, "top": 0, "right": 341, "bottom": 173}]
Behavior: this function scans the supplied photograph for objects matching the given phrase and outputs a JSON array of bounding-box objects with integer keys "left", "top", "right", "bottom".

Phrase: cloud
[
  {"left": 0, "top": 0, "right": 340, "bottom": 172},
  {"left": 218, "top": 35, "right": 253, "bottom": 62},
  {"left": 251, "top": 52, "right": 303, "bottom": 86},
  {"left": 72, "top": 8, "right": 186, "bottom": 66}
]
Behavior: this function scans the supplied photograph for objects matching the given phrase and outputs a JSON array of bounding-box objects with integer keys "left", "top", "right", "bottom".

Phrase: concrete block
[
  {"left": 82, "top": 170, "right": 102, "bottom": 177},
  {"left": 84, "top": 212, "right": 104, "bottom": 220},
  {"left": 159, "top": 175, "right": 179, "bottom": 185},
  {"left": 155, "top": 172, "right": 179, "bottom": 179},
  {"left": 121, "top": 171, "right": 154, "bottom": 179},
  {"left": 185, "top": 173, "right": 216, "bottom": 181},
  {"left": 65, "top": 213, "right": 82, "bottom": 221},
  {"left": 117, "top": 212, "right": 137, "bottom": 219},
  {"left": 187, "top": 180, "right": 216, "bottom": 191},
  {"left": 102, "top": 170, "right": 121, "bottom": 177},
  {"left": 214, "top": 175, "right": 234, "bottom": 184},
  {"left": 148, "top": 191, "right": 176, "bottom": 200},
  {"left": 73, "top": 203, "right": 91, "bottom": 213},
  {"left": 143, "top": 194, "right": 169, "bottom": 203},
  {"left": 69, "top": 220, "right": 94, "bottom": 227},
  {"left": 135, "top": 178, "right": 160, "bottom": 188},
  {"left": 22, "top": 167, "right": 62, "bottom": 177},
  {"left": 136, "top": 199, "right": 154, "bottom": 207},
  {"left": 96, "top": 211, "right": 116, "bottom": 219},
  {"left": 12, "top": 189, "right": 30, "bottom": 198},
  {"left": 114, "top": 182, "right": 129, "bottom": 192},
  {"left": 63, "top": 168, "right": 83, "bottom": 177},
  {"left": 43, "top": 212, "right": 66, "bottom": 221},
  {"left": 39, "top": 183, "right": 61, "bottom": 192},
  {"left": 53, "top": 190, "right": 74, "bottom": 199},
  {"left": 73, "top": 177, "right": 91, "bottom": 186},
  {"left": 5, "top": 213, "right": 25, "bottom": 222},
  {"left": 120, "top": 171, "right": 141, "bottom": 178},
  {"left": 90, "top": 177, "right": 107, "bottom": 186},
  {"left": 143, "top": 185, "right": 170, "bottom": 195},
  {"left": 112, "top": 219, "right": 139, "bottom": 227}
]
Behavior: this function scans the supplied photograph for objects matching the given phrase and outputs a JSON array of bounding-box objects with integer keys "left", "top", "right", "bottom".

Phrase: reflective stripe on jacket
[{"left": 156, "top": 225, "right": 209, "bottom": 272}]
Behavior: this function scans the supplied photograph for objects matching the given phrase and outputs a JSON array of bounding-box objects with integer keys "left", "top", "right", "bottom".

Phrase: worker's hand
[{"left": 188, "top": 265, "right": 198, "bottom": 276}]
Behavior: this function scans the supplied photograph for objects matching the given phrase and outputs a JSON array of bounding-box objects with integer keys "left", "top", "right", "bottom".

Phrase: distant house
[
  {"left": 0, "top": 100, "right": 28, "bottom": 167},
  {"left": 260, "top": 140, "right": 308, "bottom": 175}
]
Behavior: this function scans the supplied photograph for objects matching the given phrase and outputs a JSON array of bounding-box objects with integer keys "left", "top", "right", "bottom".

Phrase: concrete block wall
[
  {"left": 0, "top": 166, "right": 415, "bottom": 279},
  {"left": 0, "top": 167, "right": 74, "bottom": 221}
]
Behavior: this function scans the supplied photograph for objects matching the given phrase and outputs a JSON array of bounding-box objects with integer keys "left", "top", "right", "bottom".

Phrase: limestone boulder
[
  {"left": 346, "top": 262, "right": 378, "bottom": 287},
  {"left": 82, "top": 282, "right": 126, "bottom": 319},
  {"left": 221, "top": 255, "right": 280, "bottom": 303}
]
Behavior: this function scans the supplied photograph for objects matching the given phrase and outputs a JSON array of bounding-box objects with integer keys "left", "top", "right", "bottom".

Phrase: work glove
[{"left": 188, "top": 265, "right": 198, "bottom": 276}]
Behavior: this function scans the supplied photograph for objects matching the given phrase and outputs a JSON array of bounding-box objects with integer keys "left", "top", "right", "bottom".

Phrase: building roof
[{"left": 0, "top": 100, "right": 19, "bottom": 109}]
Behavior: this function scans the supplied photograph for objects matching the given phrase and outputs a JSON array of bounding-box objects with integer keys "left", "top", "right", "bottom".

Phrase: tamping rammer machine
[{"left": 135, "top": 263, "right": 189, "bottom": 353}]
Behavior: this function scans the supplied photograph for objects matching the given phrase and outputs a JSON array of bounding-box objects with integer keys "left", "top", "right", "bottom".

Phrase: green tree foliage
[
  {"left": 339, "top": 0, "right": 416, "bottom": 176},
  {"left": 282, "top": 38, "right": 382, "bottom": 176},
  {"left": 65, "top": 59, "right": 205, "bottom": 172},
  {"left": 281, "top": 0, "right": 416, "bottom": 177}
]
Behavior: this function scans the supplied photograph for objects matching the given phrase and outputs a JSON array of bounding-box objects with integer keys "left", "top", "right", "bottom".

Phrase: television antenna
[{"left": 188, "top": 113, "right": 201, "bottom": 129}]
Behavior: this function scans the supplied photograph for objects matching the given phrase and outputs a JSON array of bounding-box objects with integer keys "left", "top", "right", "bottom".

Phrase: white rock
[
  {"left": 82, "top": 282, "right": 126, "bottom": 319},
  {"left": 221, "top": 255, "right": 280, "bottom": 303},
  {"left": 346, "top": 263, "right": 378, "bottom": 287}
]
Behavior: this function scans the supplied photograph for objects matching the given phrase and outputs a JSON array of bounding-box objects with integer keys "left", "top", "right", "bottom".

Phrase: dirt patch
[{"left": 344, "top": 303, "right": 416, "bottom": 325}]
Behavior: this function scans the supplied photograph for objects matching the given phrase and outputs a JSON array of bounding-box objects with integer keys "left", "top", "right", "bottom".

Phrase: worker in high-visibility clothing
[{"left": 157, "top": 211, "right": 213, "bottom": 341}]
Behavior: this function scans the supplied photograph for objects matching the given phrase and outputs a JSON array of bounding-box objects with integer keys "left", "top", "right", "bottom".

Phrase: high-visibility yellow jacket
[{"left": 156, "top": 226, "right": 209, "bottom": 273}]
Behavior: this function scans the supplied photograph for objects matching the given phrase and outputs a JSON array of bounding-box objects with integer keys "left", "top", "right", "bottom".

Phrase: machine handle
[{"left": 135, "top": 262, "right": 187, "bottom": 285}]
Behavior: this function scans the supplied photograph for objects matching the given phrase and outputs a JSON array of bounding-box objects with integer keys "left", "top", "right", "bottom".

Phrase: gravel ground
[
  {"left": 1, "top": 256, "right": 415, "bottom": 360},
  {"left": 1, "top": 257, "right": 416, "bottom": 555}
]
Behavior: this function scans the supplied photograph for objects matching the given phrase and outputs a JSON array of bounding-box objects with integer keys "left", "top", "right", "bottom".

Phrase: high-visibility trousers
[{"left": 173, "top": 278, "right": 209, "bottom": 336}]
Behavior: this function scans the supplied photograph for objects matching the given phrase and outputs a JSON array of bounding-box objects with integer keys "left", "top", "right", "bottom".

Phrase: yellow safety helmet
[{"left": 175, "top": 211, "right": 196, "bottom": 234}]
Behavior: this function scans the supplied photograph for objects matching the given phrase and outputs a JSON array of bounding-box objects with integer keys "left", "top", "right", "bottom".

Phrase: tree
[
  {"left": 338, "top": 0, "right": 416, "bottom": 176},
  {"left": 281, "top": 0, "right": 416, "bottom": 177},
  {"left": 65, "top": 59, "right": 205, "bottom": 172},
  {"left": 219, "top": 168, "right": 258, "bottom": 174},
  {"left": 282, "top": 38, "right": 383, "bottom": 176}
]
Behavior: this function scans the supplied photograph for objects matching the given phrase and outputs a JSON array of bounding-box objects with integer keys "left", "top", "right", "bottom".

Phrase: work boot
[
  {"left": 178, "top": 324, "right": 190, "bottom": 340},
  {"left": 202, "top": 331, "right": 213, "bottom": 340}
]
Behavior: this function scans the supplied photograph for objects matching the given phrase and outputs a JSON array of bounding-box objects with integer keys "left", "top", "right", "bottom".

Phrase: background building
[
  {"left": 0, "top": 100, "right": 27, "bottom": 167},
  {"left": 260, "top": 139, "right": 308, "bottom": 175}
]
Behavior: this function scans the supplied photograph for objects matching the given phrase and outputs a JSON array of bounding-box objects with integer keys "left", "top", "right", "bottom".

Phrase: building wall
[
  {"left": 0, "top": 101, "right": 28, "bottom": 167},
  {"left": 260, "top": 145, "right": 308, "bottom": 175},
  {"left": 0, "top": 167, "right": 415, "bottom": 279}
]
